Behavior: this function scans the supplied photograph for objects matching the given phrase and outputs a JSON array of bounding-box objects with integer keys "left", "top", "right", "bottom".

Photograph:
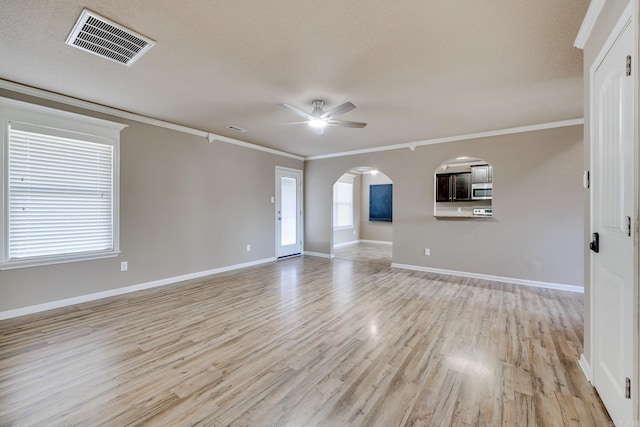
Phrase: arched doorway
[{"left": 331, "top": 167, "right": 393, "bottom": 265}]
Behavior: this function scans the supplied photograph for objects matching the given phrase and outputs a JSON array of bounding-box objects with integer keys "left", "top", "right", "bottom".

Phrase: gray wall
[
  {"left": 305, "top": 125, "right": 584, "bottom": 286},
  {"left": 580, "top": 0, "right": 635, "bottom": 371},
  {"left": 360, "top": 172, "right": 393, "bottom": 242},
  {"left": 0, "top": 89, "right": 302, "bottom": 312}
]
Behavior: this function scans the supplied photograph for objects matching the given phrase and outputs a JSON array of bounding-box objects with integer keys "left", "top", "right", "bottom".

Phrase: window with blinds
[
  {"left": 333, "top": 177, "right": 354, "bottom": 229},
  {"left": 8, "top": 123, "right": 114, "bottom": 259},
  {"left": 0, "top": 97, "right": 125, "bottom": 269}
]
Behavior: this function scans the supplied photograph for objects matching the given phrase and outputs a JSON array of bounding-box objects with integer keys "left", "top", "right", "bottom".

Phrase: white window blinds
[
  {"left": 333, "top": 180, "right": 353, "bottom": 229},
  {"left": 7, "top": 121, "right": 115, "bottom": 260}
]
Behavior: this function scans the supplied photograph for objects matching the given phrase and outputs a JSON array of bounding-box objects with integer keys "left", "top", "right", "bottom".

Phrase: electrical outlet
[
  {"left": 424, "top": 248, "right": 430, "bottom": 256},
  {"left": 246, "top": 244, "right": 251, "bottom": 252},
  {"left": 121, "top": 261, "right": 128, "bottom": 271}
]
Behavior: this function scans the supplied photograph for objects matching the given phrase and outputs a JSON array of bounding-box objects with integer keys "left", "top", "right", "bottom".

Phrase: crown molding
[
  {"left": 207, "top": 133, "right": 304, "bottom": 160},
  {"left": 0, "top": 79, "right": 303, "bottom": 161},
  {"left": 574, "top": 0, "right": 606, "bottom": 49},
  {"left": 0, "top": 79, "right": 583, "bottom": 164},
  {"left": 305, "top": 118, "right": 584, "bottom": 161}
]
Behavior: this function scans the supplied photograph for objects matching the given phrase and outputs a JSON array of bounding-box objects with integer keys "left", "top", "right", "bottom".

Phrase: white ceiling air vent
[{"left": 66, "top": 9, "right": 155, "bottom": 66}]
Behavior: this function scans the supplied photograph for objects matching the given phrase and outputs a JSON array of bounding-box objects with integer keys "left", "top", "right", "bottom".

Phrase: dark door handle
[{"left": 590, "top": 232, "right": 599, "bottom": 253}]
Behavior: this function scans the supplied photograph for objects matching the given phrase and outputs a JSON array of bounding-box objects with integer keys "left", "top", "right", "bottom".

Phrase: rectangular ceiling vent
[{"left": 66, "top": 9, "right": 155, "bottom": 66}]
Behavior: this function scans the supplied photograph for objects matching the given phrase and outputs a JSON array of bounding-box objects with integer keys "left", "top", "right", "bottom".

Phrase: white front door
[
  {"left": 591, "top": 15, "right": 634, "bottom": 426},
  {"left": 276, "top": 167, "right": 303, "bottom": 258}
]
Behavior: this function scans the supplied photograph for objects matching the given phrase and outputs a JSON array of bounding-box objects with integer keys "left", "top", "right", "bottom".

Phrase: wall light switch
[
  {"left": 424, "top": 248, "right": 430, "bottom": 256},
  {"left": 121, "top": 261, "right": 128, "bottom": 271},
  {"left": 271, "top": 196, "right": 275, "bottom": 203},
  {"left": 246, "top": 244, "right": 251, "bottom": 252}
]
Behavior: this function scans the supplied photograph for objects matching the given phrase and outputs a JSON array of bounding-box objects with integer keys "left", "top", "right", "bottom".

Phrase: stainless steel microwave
[{"left": 471, "top": 183, "right": 492, "bottom": 200}]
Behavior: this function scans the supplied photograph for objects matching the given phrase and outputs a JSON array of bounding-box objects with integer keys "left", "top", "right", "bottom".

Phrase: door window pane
[{"left": 281, "top": 177, "right": 297, "bottom": 246}]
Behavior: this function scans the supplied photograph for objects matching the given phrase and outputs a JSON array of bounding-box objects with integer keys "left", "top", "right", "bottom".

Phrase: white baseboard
[
  {"left": 333, "top": 239, "right": 392, "bottom": 249},
  {"left": 359, "top": 239, "right": 392, "bottom": 245},
  {"left": 304, "top": 251, "right": 334, "bottom": 259},
  {"left": 0, "top": 257, "right": 276, "bottom": 321},
  {"left": 333, "top": 240, "right": 359, "bottom": 249},
  {"left": 578, "top": 354, "right": 592, "bottom": 383},
  {"left": 390, "top": 263, "right": 584, "bottom": 293}
]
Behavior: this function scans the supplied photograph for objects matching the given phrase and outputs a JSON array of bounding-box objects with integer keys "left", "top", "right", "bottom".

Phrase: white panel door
[
  {"left": 276, "top": 167, "right": 302, "bottom": 258},
  {"left": 591, "top": 17, "right": 634, "bottom": 426}
]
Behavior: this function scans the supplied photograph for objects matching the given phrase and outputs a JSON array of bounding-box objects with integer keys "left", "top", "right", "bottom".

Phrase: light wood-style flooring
[
  {"left": 333, "top": 241, "right": 392, "bottom": 265},
  {"left": 0, "top": 256, "right": 611, "bottom": 426}
]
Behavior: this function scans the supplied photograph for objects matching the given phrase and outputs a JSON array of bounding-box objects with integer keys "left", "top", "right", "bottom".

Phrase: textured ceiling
[{"left": 0, "top": 1, "right": 588, "bottom": 157}]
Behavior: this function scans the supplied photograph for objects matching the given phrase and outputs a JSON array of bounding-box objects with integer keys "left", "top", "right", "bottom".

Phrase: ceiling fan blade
[
  {"left": 327, "top": 119, "right": 367, "bottom": 128},
  {"left": 322, "top": 102, "right": 356, "bottom": 119},
  {"left": 278, "top": 103, "right": 313, "bottom": 120},
  {"left": 279, "top": 121, "right": 309, "bottom": 125}
]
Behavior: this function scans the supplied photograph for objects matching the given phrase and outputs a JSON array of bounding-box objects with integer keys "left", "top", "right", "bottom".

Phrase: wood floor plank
[{"left": 0, "top": 253, "right": 611, "bottom": 426}]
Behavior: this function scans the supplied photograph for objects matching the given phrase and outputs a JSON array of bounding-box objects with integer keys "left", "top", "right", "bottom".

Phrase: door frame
[
  {"left": 586, "top": 1, "right": 638, "bottom": 422},
  {"left": 275, "top": 166, "right": 303, "bottom": 258}
]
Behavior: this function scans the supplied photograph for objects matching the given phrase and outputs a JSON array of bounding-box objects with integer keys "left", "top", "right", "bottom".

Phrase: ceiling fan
[{"left": 278, "top": 100, "right": 367, "bottom": 133}]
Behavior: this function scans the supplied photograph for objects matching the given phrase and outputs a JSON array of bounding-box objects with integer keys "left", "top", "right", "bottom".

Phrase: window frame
[
  {"left": 0, "top": 97, "right": 126, "bottom": 270},
  {"left": 333, "top": 174, "right": 355, "bottom": 230}
]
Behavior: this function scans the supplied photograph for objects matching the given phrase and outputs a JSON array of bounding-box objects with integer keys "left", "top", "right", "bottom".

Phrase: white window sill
[
  {"left": 0, "top": 250, "right": 120, "bottom": 270},
  {"left": 333, "top": 226, "right": 354, "bottom": 231}
]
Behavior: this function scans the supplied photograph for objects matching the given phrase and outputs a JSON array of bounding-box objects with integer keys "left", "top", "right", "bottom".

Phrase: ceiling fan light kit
[
  {"left": 309, "top": 119, "right": 327, "bottom": 128},
  {"left": 278, "top": 100, "right": 367, "bottom": 132}
]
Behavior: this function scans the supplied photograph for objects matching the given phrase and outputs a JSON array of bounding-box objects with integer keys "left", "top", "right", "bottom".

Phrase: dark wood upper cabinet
[
  {"left": 452, "top": 172, "right": 471, "bottom": 201},
  {"left": 436, "top": 174, "right": 451, "bottom": 202},
  {"left": 436, "top": 172, "right": 471, "bottom": 202}
]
